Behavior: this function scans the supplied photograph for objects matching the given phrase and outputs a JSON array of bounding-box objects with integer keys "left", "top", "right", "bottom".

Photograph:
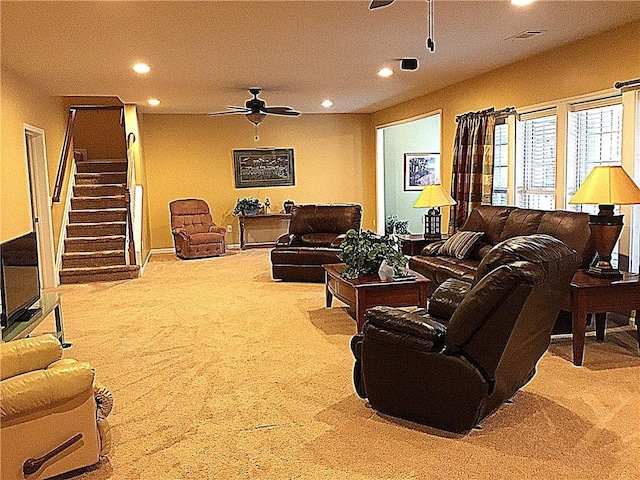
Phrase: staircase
[{"left": 59, "top": 158, "right": 140, "bottom": 284}]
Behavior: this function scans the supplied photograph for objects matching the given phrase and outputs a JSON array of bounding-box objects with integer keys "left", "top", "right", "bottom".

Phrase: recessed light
[
  {"left": 321, "top": 99, "right": 334, "bottom": 108},
  {"left": 377, "top": 67, "right": 394, "bottom": 78},
  {"left": 511, "top": 0, "right": 535, "bottom": 6},
  {"left": 133, "top": 62, "right": 151, "bottom": 74},
  {"left": 147, "top": 98, "right": 160, "bottom": 106}
]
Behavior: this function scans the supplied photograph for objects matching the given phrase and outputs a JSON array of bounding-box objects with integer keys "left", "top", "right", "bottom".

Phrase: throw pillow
[{"left": 438, "top": 231, "right": 484, "bottom": 259}]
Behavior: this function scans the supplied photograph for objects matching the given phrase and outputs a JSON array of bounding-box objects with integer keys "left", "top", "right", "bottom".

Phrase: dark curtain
[{"left": 451, "top": 110, "right": 495, "bottom": 230}]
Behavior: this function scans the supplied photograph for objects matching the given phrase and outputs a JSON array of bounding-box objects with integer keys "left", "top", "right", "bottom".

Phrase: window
[
  {"left": 515, "top": 113, "right": 557, "bottom": 210},
  {"left": 566, "top": 102, "right": 623, "bottom": 213},
  {"left": 492, "top": 122, "right": 508, "bottom": 206}
]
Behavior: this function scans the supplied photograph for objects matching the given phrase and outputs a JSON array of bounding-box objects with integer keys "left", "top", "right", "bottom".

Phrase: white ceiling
[{"left": 2, "top": 1, "right": 640, "bottom": 115}]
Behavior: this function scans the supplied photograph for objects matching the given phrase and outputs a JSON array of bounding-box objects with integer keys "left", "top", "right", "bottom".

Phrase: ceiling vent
[{"left": 506, "top": 30, "right": 546, "bottom": 40}]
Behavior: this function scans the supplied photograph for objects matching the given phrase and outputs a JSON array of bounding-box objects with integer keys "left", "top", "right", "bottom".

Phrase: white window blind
[
  {"left": 566, "top": 103, "right": 623, "bottom": 211},
  {"left": 516, "top": 114, "right": 557, "bottom": 210},
  {"left": 492, "top": 122, "right": 508, "bottom": 206}
]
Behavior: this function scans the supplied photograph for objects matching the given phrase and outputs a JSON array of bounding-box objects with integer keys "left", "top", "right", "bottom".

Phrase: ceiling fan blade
[
  {"left": 262, "top": 106, "right": 300, "bottom": 115},
  {"left": 226, "top": 105, "right": 251, "bottom": 111},
  {"left": 369, "top": 0, "right": 394, "bottom": 10},
  {"left": 207, "top": 109, "right": 249, "bottom": 117}
]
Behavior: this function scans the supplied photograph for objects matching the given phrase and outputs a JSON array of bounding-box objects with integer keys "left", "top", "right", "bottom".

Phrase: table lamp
[
  {"left": 413, "top": 184, "right": 457, "bottom": 240},
  {"left": 569, "top": 165, "right": 640, "bottom": 278}
]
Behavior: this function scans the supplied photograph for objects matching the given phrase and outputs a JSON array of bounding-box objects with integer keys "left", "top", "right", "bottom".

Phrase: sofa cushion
[
  {"left": 537, "top": 210, "right": 595, "bottom": 268},
  {"left": 499, "top": 209, "right": 545, "bottom": 241},
  {"left": 409, "top": 255, "right": 478, "bottom": 285},
  {"left": 461, "top": 205, "right": 514, "bottom": 245},
  {"left": 301, "top": 233, "right": 337, "bottom": 247},
  {"left": 438, "top": 231, "right": 484, "bottom": 259},
  {"left": 189, "top": 232, "right": 225, "bottom": 245}
]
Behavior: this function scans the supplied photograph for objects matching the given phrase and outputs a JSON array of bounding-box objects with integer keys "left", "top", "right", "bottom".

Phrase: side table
[
  {"left": 396, "top": 234, "right": 442, "bottom": 256},
  {"left": 238, "top": 214, "right": 291, "bottom": 250},
  {"left": 568, "top": 270, "right": 640, "bottom": 366}
]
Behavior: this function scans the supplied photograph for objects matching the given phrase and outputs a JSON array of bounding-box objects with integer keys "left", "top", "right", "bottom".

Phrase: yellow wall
[
  {"left": 0, "top": 67, "right": 68, "bottom": 243},
  {"left": 140, "top": 113, "right": 375, "bottom": 248},
  {"left": 72, "top": 108, "right": 126, "bottom": 159},
  {"left": 372, "top": 20, "right": 640, "bottom": 203}
]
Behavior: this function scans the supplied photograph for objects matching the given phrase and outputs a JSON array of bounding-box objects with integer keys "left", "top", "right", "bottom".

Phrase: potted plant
[
  {"left": 233, "top": 197, "right": 262, "bottom": 216},
  {"left": 385, "top": 215, "right": 410, "bottom": 235},
  {"left": 338, "top": 229, "right": 407, "bottom": 279}
]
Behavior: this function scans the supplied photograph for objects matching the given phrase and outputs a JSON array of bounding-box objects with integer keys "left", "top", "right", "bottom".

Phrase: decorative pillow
[{"left": 437, "top": 231, "right": 484, "bottom": 259}]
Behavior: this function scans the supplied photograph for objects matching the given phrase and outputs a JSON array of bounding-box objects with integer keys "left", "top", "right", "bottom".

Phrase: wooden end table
[
  {"left": 238, "top": 213, "right": 291, "bottom": 250},
  {"left": 323, "top": 263, "right": 430, "bottom": 332},
  {"left": 568, "top": 270, "right": 640, "bottom": 366},
  {"left": 396, "top": 234, "right": 446, "bottom": 256}
]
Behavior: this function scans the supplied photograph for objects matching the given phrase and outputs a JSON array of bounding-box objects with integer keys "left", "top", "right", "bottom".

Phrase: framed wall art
[
  {"left": 404, "top": 153, "right": 441, "bottom": 191},
  {"left": 233, "top": 148, "right": 295, "bottom": 188}
]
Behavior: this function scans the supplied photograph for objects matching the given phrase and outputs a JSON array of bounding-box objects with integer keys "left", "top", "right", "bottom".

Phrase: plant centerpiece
[
  {"left": 233, "top": 197, "right": 262, "bottom": 216},
  {"left": 338, "top": 229, "right": 407, "bottom": 279}
]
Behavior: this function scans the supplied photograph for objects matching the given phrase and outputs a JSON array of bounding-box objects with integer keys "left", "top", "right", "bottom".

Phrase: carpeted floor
[{"left": 40, "top": 249, "right": 640, "bottom": 479}]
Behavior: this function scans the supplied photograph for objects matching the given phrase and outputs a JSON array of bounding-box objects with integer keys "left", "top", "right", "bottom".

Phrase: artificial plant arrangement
[
  {"left": 385, "top": 215, "right": 410, "bottom": 235},
  {"left": 233, "top": 197, "right": 262, "bottom": 216},
  {"left": 338, "top": 229, "right": 407, "bottom": 279}
]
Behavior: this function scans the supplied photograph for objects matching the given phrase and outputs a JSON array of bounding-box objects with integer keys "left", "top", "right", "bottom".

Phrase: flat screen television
[{"left": 0, "top": 231, "right": 41, "bottom": 330}]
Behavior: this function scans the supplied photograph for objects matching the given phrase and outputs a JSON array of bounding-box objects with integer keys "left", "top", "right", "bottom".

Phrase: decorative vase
[{"left": 283, "top": 200, "right": 294, "bottom": 214}]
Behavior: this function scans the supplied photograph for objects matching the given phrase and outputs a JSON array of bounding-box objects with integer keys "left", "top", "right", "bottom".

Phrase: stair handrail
[
  {"left": 124, "top": 131, "right": 137, "bottom": 266},
  {"left": 53, "top": 108, "right": 77, "bottom": 203}
]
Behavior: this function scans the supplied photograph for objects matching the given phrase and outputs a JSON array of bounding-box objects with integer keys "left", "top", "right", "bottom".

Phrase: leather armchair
[
  {"left": 351, "top": 234, "right": 578, "bottom": 434},
  {"left": 271, "top": 204, "right": 362, "bottom": 282},
  {"left": 1, "top": 334, "right": 112, "bottom": 479},
  {"left": 170, "top": 199, "right": 227, "bottom": 259}
]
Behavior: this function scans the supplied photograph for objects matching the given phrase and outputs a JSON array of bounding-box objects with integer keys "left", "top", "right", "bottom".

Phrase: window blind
[
  {"left": 516, "top": 114, "right": 557, "bottom": 210},
  {"left": 492, "top": 123, "right": 508, "bottom": 206}
]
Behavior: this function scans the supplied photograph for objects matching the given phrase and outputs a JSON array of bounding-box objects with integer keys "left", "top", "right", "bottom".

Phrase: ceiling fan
[
  {"left": 208, "top": 88, "right": 301, "bottom": 126},
  {"left": 369, "top": 0, "right": 435, "bottom": 52}
]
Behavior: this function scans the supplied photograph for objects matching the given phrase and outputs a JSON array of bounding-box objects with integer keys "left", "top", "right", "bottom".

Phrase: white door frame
[{"left": 24, "top": 124, "right": 58, "bottom": 288}]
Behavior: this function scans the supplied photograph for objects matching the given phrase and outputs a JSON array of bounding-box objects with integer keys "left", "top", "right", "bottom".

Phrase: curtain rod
[
  {"left": 614, "top": 78, "right": 640, "bottom": 90},
  {"left": 455, "top": 106, "right": 516, "bottom": 122}
]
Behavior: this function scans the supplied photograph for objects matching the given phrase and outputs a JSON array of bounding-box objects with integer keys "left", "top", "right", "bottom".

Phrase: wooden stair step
[
  {"left": 72, "top": 196, "right": 128, "bottom": 210},
  {"left": 69, "top": 208, "right": 127, "bottom": 223},
  {"left": 62, "top": 250, "right": 126, "bottom": 268},
  {"left": 59, "top": 265, "right": 140, "bottom": 284},
  {"left": 73, "top": 184, "right": 127, "bottom": 197},
  {"left": 67, "top": 222, "right": 126, "bottom": 237},
  {"left": 65, "top": 235, "right": 125, "bottom": 252},
  {"left": 76, "top": 159, "right": 127, "bottom": 174},
  {"left": 75, "top": 172, "right": 127, "bottom": 185}
]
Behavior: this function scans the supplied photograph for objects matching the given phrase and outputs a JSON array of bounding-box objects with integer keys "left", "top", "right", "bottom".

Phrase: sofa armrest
[
  {"left": 275, "top": 233, "right": 302, "bottom": 247},
  {"left": 364, "top": 306, "right": 447, "bottom": 348},
  {"left": 208, "top": 225, "right": 226, "bottom": 235},
  {"left": 1, "top": 334, "right": 62, "bottom": 381},
  {"left": 330, "top": 234, "right": 347, "bottom": 248},
  {"left": 0, "top": 362, "right": 95, "bottom": 422},
  {"left": 171, "top": 227, "right": 190, "bottom": 240},
  {"left": 421, "top": 240, "right": 445, "bottom": 256},
  {"left": 428, "top": 278, "right": 472, "bottom": 321}
]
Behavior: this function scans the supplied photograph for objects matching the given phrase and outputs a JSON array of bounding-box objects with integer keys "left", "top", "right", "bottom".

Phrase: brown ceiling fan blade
[
  {"left": 207, "top": 109, "right": 249, "bottom": 116},
  {"left": 226, "top": 105, "right": 251, "bottom": 111},
  {"left": 262, "top": 106, "right": 300, "bottom": 115},
  {"left": 370, "top": 0, "right": 394, "bottom": 10}
]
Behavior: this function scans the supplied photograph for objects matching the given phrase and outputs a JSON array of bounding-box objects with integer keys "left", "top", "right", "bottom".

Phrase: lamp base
[
  {"left": 586, "top": 264, "right": 623, "bottom": 279},
  {"left": 585, "top": 208, "right": 624, "bottom": 279}
]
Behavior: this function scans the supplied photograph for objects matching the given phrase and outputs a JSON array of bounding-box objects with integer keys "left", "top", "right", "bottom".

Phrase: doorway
[
  {"left": 24, "top": 125, "right": 57, "bottom": 288},
  {"left": 375, "top": 112, "right": 442, "bottom": 235}
]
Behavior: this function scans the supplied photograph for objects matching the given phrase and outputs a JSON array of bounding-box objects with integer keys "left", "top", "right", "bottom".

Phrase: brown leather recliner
[
  {"left": 270, "top": 204, "right": 362, "bottom": 282},
  {"left": 351, "top": 234, "right": 579, "bottom": 434},
  {"left": 1, "top": 334, "right": 112, "bottom": 479},
  {"left": 170, "top": 199, "right": 227, "bottom": 259}
]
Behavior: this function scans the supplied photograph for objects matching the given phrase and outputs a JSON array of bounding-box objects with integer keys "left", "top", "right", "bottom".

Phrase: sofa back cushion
[
  {"left": 537, "top": 210, "right": 595, "bottom": 268},
  {"left": 461, "top": 206, "right": 514, "bottom": 246},
  {"left": 289, "top": 204, "right": 362, "bottom": 236},
  {"left": 499, "top": 209, "right": 545, "bottom": 241}
]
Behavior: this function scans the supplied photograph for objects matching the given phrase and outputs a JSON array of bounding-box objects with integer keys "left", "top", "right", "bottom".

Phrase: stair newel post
[{"left": 125, "top": 189, "right": 136, "bottom": 266}]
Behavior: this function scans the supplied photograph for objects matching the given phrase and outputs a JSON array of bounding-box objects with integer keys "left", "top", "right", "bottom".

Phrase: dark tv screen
[{"left": 0, "top": 231, "right": 41, "bottom": 328}]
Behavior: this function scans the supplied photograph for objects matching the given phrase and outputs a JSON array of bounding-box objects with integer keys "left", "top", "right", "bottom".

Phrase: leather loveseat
[
  {"left": 351, "top": 234, "right": 579, "bottom": 434},
  {"left": 270, "top": 204, "right": 362, "bottom": 282},
  {"left": 409, "top": 205, "right": 595, "bottom": 295}
]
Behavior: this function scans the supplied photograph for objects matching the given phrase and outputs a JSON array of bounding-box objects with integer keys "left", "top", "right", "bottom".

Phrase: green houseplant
[
  {"left": 338, "top": 229, "right": 407, "bottom": 279},
  {"left": 233, "top": 197, "right": 262, "bottom": 216}
]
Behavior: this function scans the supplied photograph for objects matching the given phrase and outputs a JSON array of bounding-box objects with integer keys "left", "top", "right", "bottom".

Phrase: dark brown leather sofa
[
  {"left": 351, "top": 234, "right": 579, "bottom": 434},
  {"left": 409, "top": 205, "right": 595, "bottom": 294},
  {"left": 169, "top": 199, "right": 227, "bottom": 259},
  {"left": 270, "top": 204, "right": 362, "bottom": 282}
]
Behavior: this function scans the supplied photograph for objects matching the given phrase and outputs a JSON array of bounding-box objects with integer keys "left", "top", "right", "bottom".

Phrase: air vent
[{"left": 506, "top": 30, "right": 546, "bottom": 40}]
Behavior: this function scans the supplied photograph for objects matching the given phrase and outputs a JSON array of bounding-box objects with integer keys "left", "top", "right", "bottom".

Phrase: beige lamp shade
[
  {"left": 413, "top": 184, "right": 457, "bottom": 208},
  {"left": 569, "top": 165, "right": 640, "bottom": 205}
]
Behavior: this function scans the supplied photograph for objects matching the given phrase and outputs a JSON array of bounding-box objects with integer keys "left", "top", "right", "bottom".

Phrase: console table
[
  {"left": 568, "top": 270, "right": 640, "bottom": 366},
  {"left": 1, "top": 292, "right": 69, "bottom": 347},
  {"left": 239, "top": 214, "right": 291, "bottom": 250}
]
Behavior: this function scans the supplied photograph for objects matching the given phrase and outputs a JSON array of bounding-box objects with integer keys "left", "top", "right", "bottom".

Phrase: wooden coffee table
[{"left": 323, "top": 263, "right": 430, "bottom": 332}]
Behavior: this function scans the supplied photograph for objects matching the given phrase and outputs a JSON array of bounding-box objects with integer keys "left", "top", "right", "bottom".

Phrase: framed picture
[
  {"left": 233, "top": 148, "right": 295, "bottom": 188},
  {"left": 404, "top": 153, "right": 441, "bottom": 191}
]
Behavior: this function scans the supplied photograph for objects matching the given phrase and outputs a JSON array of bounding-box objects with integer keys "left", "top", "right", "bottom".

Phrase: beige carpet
[{"left": 39, "top": 249, "right": 640, "bottom": 479}]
